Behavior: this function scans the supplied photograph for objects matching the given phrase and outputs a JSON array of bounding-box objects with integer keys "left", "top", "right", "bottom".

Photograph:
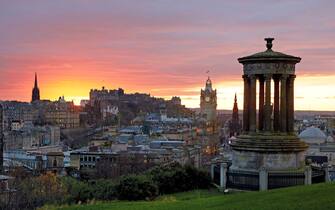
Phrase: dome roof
[
  {"left": 238, "top": 38, "right": 301, "bottom": 64},
  {"left": 327, "top": 136, "right": 334, "bottom": 143},
  {"left": 299, "top": 127, "right": 327, "bottom": 144}
]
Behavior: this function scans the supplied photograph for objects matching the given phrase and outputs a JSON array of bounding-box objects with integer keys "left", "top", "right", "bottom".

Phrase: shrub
[
  {"left": 116, "top": 175, "right": 159, "bottom": 201},
  {"left": 14, "top": 163, "right": 211, "bottom": 207},
  {"left": 149, "top": 163, "right": 212, "bottom": 194},
  {"left": 90, "top": 179, "right": 117, "bottom": 200},
  {"left": 61, "top": 177, "right": 93, "bottom": 203}
]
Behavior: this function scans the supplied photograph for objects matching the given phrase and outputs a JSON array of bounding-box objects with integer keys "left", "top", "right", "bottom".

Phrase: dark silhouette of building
[
  {"left": 229, "top": 93, "right": 241, "bottom": 137},
  {"left": 0, "top": 103, "right": 3, "bottom": 173},
  {"left": 31, "top": 73, "right": 40, "bottom": 102}
]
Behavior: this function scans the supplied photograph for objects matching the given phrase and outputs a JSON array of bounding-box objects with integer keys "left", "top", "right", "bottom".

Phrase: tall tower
[
  {"left": 200, "top": 77, "right": 217, "bottom": 129},
  {"left": 229, "top": 93, "right": 241, "bottom": 137},
  {"left": 0, "top": 103, "right": 3, "bottom": 173},
  {"left": 32, "top": 73, "right": 40, "bottom": 102}
]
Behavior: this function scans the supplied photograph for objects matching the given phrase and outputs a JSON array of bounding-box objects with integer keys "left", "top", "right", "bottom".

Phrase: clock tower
[{"left": 200, "top": 77, "right": 217, "bottom": 128}]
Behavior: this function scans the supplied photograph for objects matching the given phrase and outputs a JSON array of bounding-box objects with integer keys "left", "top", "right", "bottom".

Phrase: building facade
[
  {"left": 44, "top": 97, "right": 80, "bottom": 128},
  {"left": 4, "top": 125, "right": 61, "bottom": 150},
  {"left": 0, "top": 104, "right": 3, "bottom": 173}
]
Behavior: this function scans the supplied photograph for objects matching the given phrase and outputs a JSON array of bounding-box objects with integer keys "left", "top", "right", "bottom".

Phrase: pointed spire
[
  {"left": 231, "top": 93, "right": 241, "bottom": 136},
  {"left": 34, "top": 72, "right": 38, "bottom": 88},
  {"left": 32, "top": 72, "right": 40, "bottom": 102},
  {"left": 206, "top": 76, "right": 211, "bottom": 84},
  {"left": 205, "top": 77, "right": 212, "bottom": 91},
  {"left": 233, "top": 93, "right": 238, "bottom": 112}
]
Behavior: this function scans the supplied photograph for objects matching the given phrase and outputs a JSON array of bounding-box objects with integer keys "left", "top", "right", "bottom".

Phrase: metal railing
[
  {"left": 227, "top": 170, "right": 259, "bottom": 191},
  {"left": 311, "top": 166, "right": 325, "bottom": 184},
  {"left": 268, "top": 172, "right": 305, "bottom": 189}
]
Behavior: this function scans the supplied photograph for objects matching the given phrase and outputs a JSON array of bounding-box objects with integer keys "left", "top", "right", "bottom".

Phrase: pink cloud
[{"left": 0, "top": 0, "right": 335, "bottom": 110}]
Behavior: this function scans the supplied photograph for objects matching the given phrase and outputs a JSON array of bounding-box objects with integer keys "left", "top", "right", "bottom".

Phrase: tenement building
[{"left": 44, "top": 97, "right": 80, "bottom": 128}]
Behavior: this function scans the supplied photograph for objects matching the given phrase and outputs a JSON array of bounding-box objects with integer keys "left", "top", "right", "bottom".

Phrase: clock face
[{"left": 205, "top": 96, "right": 210, "bottom": 102}]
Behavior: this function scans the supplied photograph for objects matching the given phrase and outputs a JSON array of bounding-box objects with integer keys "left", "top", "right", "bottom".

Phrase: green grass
[{"left": 45, "top": 183, "right": 335, "bottom": 210}]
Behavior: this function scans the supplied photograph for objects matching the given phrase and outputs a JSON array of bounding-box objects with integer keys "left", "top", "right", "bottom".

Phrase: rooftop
[{"left": 238, "top": 38, "right": 301, "bottom": 64}]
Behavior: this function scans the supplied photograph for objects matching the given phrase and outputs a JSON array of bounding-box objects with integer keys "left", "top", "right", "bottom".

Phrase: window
[{"left": 53, "top": 159, "right": 57, "bottom": 167}]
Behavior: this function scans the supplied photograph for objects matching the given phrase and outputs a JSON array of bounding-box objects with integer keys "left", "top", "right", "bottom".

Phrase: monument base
[
  {"left": 231, "top": 150, "right": 305, "bottom": 171},
  {"left": 230, "top": 133, "right": 308, "bottom": 171}
]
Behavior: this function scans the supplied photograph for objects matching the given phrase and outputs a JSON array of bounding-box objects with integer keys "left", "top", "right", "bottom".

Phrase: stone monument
[{"left": 230, "top": 38, "right": 308, "bottom": 171}]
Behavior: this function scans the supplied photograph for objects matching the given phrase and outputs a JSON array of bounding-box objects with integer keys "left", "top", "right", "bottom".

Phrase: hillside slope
[{"left": 49, "top": 183, "right": 335, "bottom": 210}]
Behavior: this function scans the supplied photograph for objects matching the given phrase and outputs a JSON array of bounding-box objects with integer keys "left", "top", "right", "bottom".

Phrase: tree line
[{"left": 1, "top": 163, "right": 211, "bottom": 209}]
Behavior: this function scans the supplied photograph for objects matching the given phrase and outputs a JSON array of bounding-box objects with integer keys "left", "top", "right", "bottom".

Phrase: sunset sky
[{"left": 0, "top": 0, "right": 334, "bottom": 110}]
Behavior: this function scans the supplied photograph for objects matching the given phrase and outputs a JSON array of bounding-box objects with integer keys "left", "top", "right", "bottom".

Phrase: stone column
[
  {"left": 259, "top": 167, "right": 268, "bottom": 191},
  {"left": 220, "top": 162, "right": 228, "bottom": 190},
  {"left": 273, "top": 76, "right": 280, "bottom": 131},
  {"left": 304, "top": 166, "right": 312, "bottom": 185},
  {"left": 280, "top": 75, "right": 288, "bottom": 132},
  {"left": 264, "top": 74, "right": 272, "bottom": 131},
  {"left": 243, "top": 75, "right": 249, "bottom": 132},
  {"left": 323, "top": 163, "right": 330, "bottom": 182},
  {"left": 287, "top": 75, "right": 296, "bottom": 133},
  {"left": 249, "top": 75, "right": 257, "bottom": 132},
  {"left": 258, "top": 76, "right": 265, "bottom": 131},
  {"left": 210, "top": 163, "right": 215, "bottom": 180}
]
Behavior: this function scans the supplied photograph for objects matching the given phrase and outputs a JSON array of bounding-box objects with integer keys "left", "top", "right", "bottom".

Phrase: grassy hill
[{"left": 45, "top": 183, "right": 335, "bottom": 210}]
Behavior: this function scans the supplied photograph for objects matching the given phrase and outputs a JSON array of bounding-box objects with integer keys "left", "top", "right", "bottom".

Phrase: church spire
[
  {"left": 230, "top": 93, "right": 241, "bottom": 137},
  {"left": 233, "top": 93, "right": 238, "bottom": 109},
  {"left": 32, "top": 72, "right": 40, "bottom": 102},
  {"left": 233, "top": 93, "right": 239, "bottom": 116},
  {"left": 34, "top": 72, "right": 38, "bottom": 88}
]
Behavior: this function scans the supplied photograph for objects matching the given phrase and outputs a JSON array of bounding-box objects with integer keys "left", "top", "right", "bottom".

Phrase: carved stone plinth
[{"left": 230, "top": 134, "right": 307, "bottom": 171}]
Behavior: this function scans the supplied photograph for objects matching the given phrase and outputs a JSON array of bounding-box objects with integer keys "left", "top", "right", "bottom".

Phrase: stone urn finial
[{"left": 264, "top": 37, "right": 274, "bottom": 50}]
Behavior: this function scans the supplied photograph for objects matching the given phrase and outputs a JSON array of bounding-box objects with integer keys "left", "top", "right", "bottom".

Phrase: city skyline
[{"left": 1, "top": 1, "right": 335, "bottom": 110}]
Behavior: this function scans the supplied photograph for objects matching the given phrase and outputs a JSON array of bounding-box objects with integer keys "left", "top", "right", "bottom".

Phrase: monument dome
[
  {"left": 299, "top": 127, "right": 327, "bottom": 144},
  {"left": 327, "top": 136, "right": 335, "bottom": 143}
]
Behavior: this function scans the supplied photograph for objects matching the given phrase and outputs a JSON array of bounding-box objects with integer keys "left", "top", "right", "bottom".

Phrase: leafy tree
[{"left": 16, "top": 172, "right": 67, "bottom": 209}]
